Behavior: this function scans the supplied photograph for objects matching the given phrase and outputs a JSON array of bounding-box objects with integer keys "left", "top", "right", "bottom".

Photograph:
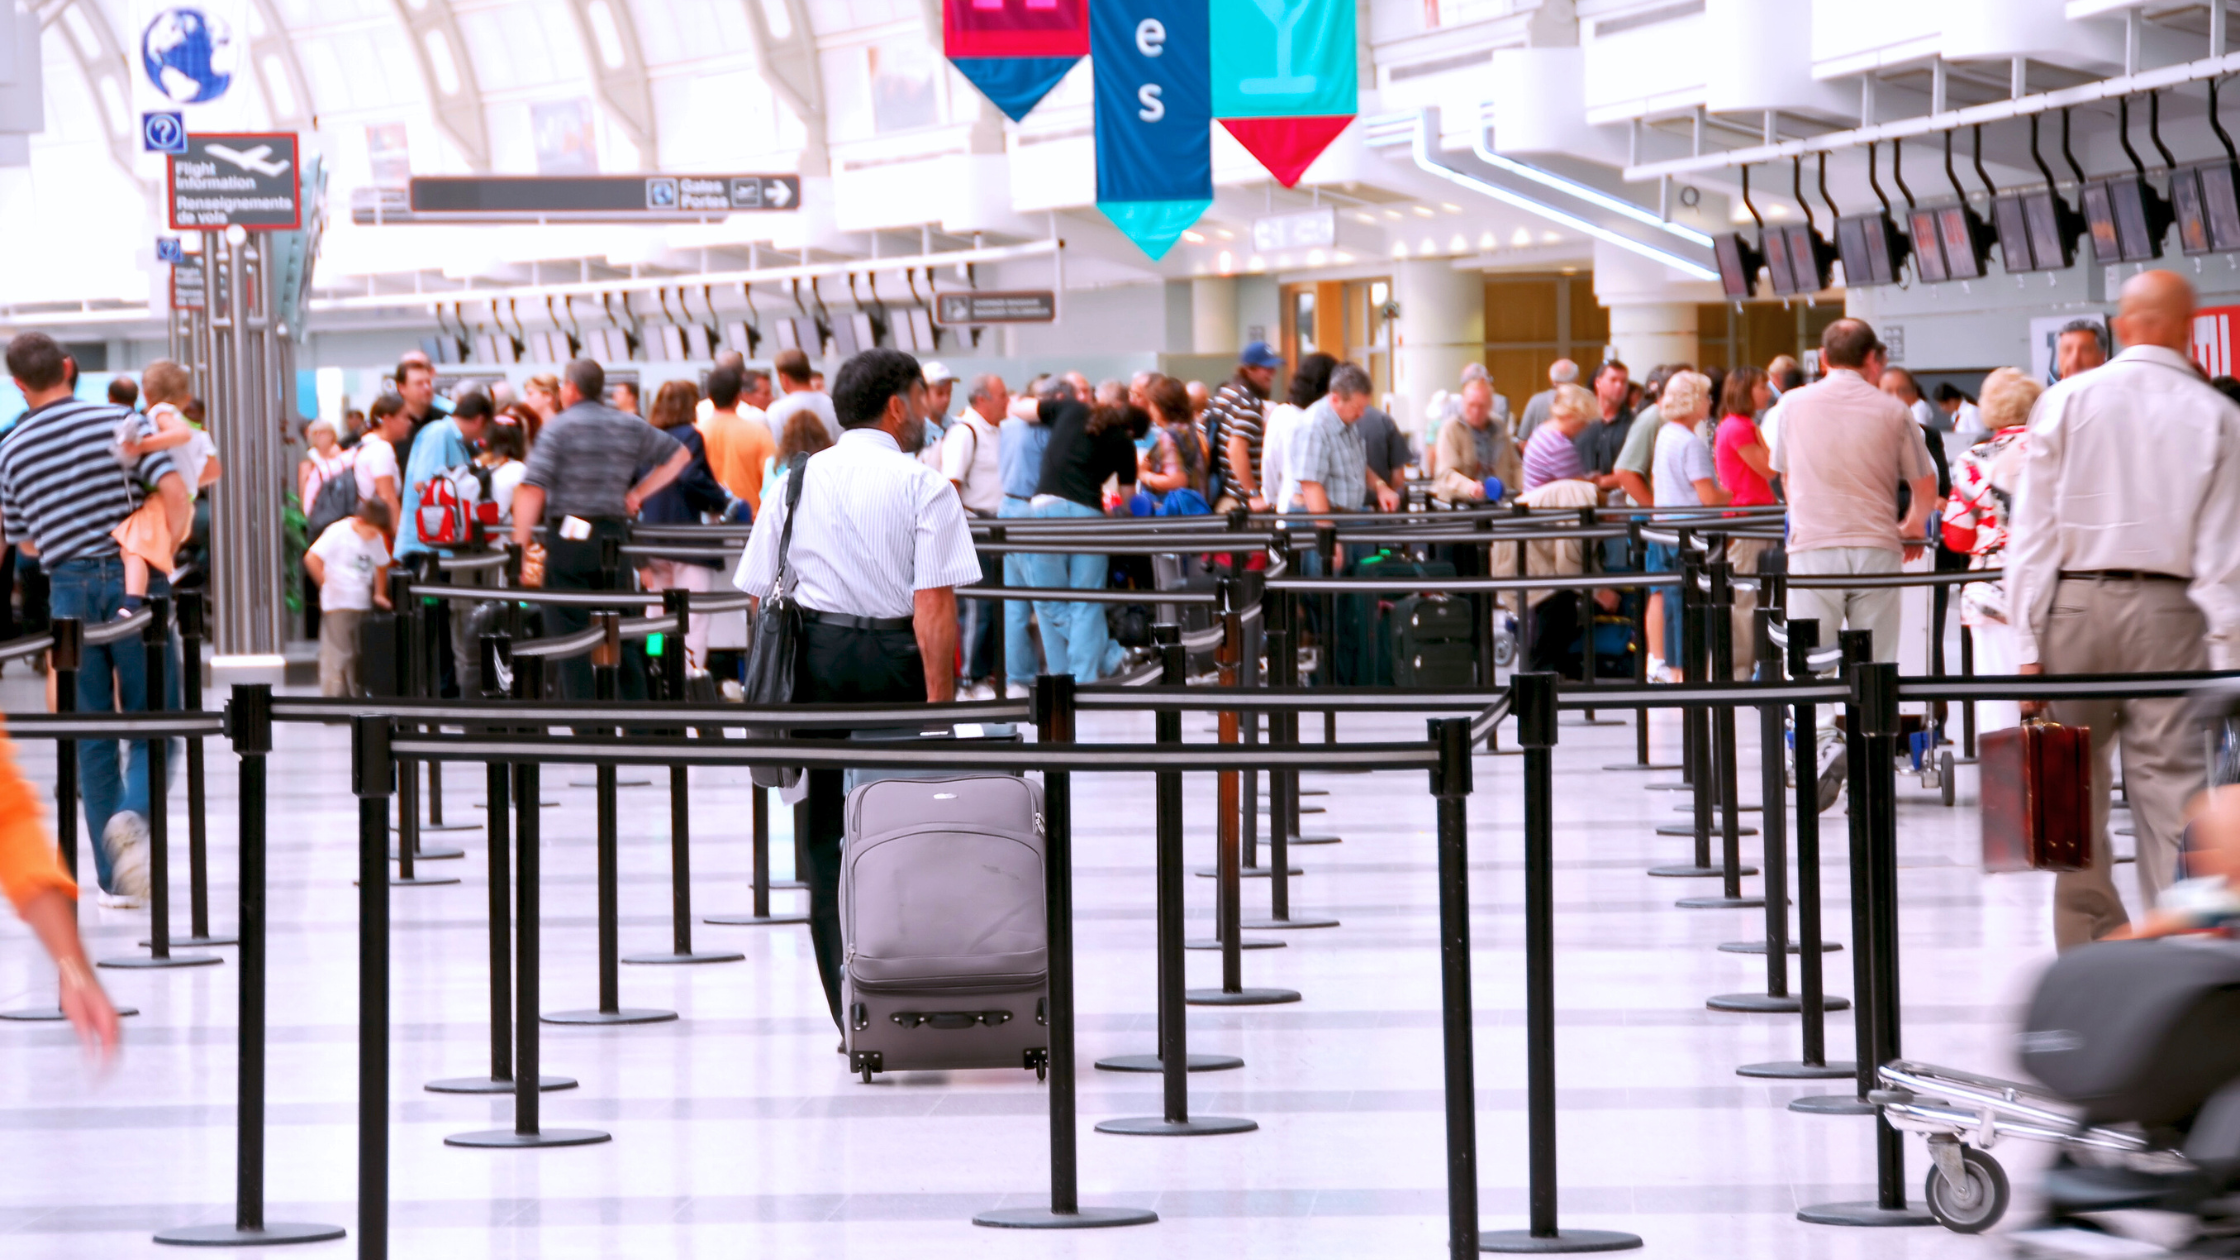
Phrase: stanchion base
[
  {"left": 1298, "top": 788, "right": 1329, "bottom": 797},
  {"left": 1255, "top": 805, "right": 1326, "bottom": 815},
  {"left": 568, "top": 777, "right": 654, "bottom": 788},
  {"left": 1645, "top": 780, "right": 1695, "bottom": 791},
  {"left": 1656, "top": 823, "right": 1757, "bottom": 838},
  {"left": 0, "top": 1004, "right": 138, "bottom": 1020},
  {"left": 1183, "top": 936, "right": 1283, "bottom": 951},
  {"left": 362, "top": 874, "right": 462, "bottom": 888},
  {"left": 1737, "top": 1059, "right": 1857, "bottom": 1080},
  {"left": 622, "top": 949, "right": 747, "bottom": 965},
  {"left": 426, "top": 1073, "right": 577, "bottom": 1094},
  {"left": 1193, "top": 866, "right": 1303, "bottom": 878},
  {"left": 1241, "top": 915, "right": 1340, "bottom": 930},
  {"left": 1718, "top": 939, "right": 1841, "bottom": 955},
  {"left": 1094, "top": 1115, "right": 1258, "bottom": 1136},
  {"left": 973, "top": 1205, "right": 1159, "bottom": 1230},
  {"left": 1673, "top": 803, "right": 1761, "bottom": 814},
  {"left": 415, "top": 821, "right": 483, "bottom": 833},
  {"left": 1788, "top": 1093, "right": 1877, "bottom": 1116},
  {"left": 1480, "top": 1227, "right": 1644, "bottom": 1253},
  {"left": 1645, "top": 863, "right": 1731, "bottom": 878},
  {"left": 1094, "top": 1053, "right": 1244, "bottom": 1073},
  {"left": 702, "top": 912, "right": 810, "bottom": 926},
  {"left": 1707, "top": 992, "right": 1849, "bottom": 1013},
  {"left": 445, "top": 1127, "right": 611, "bottom": 1149},
  {"left": 1675, "top": 894, "right": 1765, "bottom": 910},
  {"left": 138, "top": 934, "right": 236, "bottom": 948},
  {"left": 1795, "top": 1200, "right": 1934, "bottom": 1227},
  {"left": 389, "top": 845, "right": 465, "bottom": 860},
  {"left": 1288, "top": 833, "right": 1343, "bottom": 845},
  {"left": 97, "top": 953, "right": 221, "bottom": 970},
  {"left": 476, "top": 800, "right": 560, "bottom": 809},
  {"left": 540, "top": 1007, "right": 678, "bottom": 1026},
  {"left": 153, "top": 1221, "right": 347, "bottom": 1247},
  {"left": 1565, "top": 717, "right": 1630, "bottom": 728},
  {"left": 1604, "top": 762, "right": 1683, "bottom": 772},
  {"left": 1184, "top": 987, "right": 1300, "bottom": 1006}
]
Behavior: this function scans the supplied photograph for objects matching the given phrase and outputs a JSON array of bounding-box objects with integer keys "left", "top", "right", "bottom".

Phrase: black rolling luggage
[{"left": 1390, "top": 593, "right": 1475, "bottom": 687}]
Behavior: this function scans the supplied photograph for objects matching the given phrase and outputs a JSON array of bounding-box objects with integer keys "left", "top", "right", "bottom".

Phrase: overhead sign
[
  {"left": 934, "top": 291, "right": 1057, "bottom": 325},
  {"left": 166, "top": 131, "right": 300, "bottom": 230},
  {"left": 380, "top": 175, "right": 802, "bottom": 223},
  {"left": 1092, "top": 0, "right": 1212, "bottom": 261},
  {"left": 1211, "top": 0, "right": 1357, "bottom": 187},
  {"left": 170, "top": 256, "right": 207, "bottom": 310},
  {"left": 140, "top": 111, "right": 187, "bottom": 155},
  {"left": 140, "top": 6, "right": 236, "bottom": 104},
  {"left": 155, "top": 236, "right": 184, "bottom": 263},
  {"left": 1251, "top": 207, "right": 1335, "bottom": 252},
  {"left": 943, "top": 0, "right": 1088, "bottom": 123}
]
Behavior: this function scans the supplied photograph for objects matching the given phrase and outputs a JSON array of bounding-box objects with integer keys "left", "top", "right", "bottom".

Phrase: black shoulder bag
[{"left": 744, "top": 454, "right": 809, "bottom": 789}]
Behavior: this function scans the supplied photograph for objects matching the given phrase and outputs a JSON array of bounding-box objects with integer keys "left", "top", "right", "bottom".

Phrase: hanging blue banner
[
  {"left": 944, "top": 0, "right": 1087, "bottom": 123},
  {"left": 1092, "top": 0, "right": 1212, "bottom": 261}
]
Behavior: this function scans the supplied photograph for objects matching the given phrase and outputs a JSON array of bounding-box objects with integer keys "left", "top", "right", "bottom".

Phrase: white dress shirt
[
  {"left": 1260, "top": 402, "right": 1307, "bottom": 513},
  {"left": 2007, "top": 344, "right": 2240, "bottom": 668},
  {"left": 733, "top": 427, "right": 984, "bottom": 620},
  {"left": 939, "top": 410, "right": 1004, "bottom": 517}
]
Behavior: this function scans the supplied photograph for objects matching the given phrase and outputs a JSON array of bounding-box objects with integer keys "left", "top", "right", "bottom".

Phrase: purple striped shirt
[{"left": 1522, "top": 424, "right": 1586, "bottom": 490}]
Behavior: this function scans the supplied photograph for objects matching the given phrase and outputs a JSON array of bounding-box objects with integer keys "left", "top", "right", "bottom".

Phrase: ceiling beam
[
  {"left": 564, "top": 0, "right": 657, "bottom": 168},
  {"left": 387, "top": 0, "right": 490, "bottom": 172}
]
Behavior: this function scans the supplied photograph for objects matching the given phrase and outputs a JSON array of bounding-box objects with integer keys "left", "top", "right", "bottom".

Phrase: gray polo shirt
[{"left": 519, "top": 400, "right": 680, "bottom": 520}]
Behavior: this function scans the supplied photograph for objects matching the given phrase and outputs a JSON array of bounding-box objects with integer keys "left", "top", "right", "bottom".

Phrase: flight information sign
[{"left": 166, "top": 132, "right": 301, "bottom": 231}]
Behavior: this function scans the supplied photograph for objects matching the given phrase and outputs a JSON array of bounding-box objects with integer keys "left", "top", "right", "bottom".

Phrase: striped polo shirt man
[{"left": 0, "top": 397, "right": 174, "bottom": 570}]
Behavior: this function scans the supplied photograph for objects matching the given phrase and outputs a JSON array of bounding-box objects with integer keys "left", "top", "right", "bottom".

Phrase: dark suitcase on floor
[
  {"left": 841, "top": 773, "right": 1049, "bottom": 1081},
  {"left": 1338, "top": 555, "right": 1456, "bottom": 686},
  {"left": 1392, "top": 639, "right": 1476, "bottom": 688},
  {"left": 1390, "top": 594, "right": 1476, "bottom": 687},
  {"left": 1981, "top": 720, "right": 2093, "bottom": 872}
]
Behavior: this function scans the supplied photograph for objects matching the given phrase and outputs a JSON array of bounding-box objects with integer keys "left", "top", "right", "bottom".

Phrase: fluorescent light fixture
[{"left": 1470, "top": 128, "right": 1714, "bottom": 247}]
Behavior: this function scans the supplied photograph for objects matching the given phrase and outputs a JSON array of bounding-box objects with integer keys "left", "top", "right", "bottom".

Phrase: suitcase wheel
[
  {"left": 1025, "top": 1048, "right": 1049, "bottom": 1082},
  {"left": 850, "top": 1050, "right": 883, "bottom": 1084}
]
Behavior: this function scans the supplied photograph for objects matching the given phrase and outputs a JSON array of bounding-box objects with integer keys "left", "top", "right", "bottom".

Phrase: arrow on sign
[{"left": 767, "top": 179, "right": 793, "bottom": 208}]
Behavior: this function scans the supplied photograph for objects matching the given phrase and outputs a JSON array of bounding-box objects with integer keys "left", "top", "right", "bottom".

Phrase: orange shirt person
[
  {"left": 0, "top": 726, "right": 122, "bottom": 1060},
  {"left": 696, "top": 364, "right": 776, "bottom": 514}
]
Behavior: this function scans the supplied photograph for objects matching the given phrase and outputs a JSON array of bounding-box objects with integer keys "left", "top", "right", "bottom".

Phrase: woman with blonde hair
[{"left": 1942, "top": 367, "right": 2042, "bottom": 732}]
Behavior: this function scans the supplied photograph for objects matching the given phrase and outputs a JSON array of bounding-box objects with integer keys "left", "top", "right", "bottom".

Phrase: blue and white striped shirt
[{"left": 0, "top": 399, "right": 177, "bottom": 570}]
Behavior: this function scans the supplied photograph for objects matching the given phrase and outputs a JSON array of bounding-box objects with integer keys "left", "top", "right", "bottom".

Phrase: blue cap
[
  {"left": 1239, "top": 340, "right": 1283, "bottom": 369},
  {"left": 1483, "top": 477, "right": 1506, "bottom": 502}
]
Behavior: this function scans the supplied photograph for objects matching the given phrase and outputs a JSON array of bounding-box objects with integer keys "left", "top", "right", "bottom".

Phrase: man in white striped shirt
[
  {"left": 733, "top": 347, "right": 983, "bottom": 1029},
  {"left": 2, "top": 332, "right": 191, "bottom": 905}
]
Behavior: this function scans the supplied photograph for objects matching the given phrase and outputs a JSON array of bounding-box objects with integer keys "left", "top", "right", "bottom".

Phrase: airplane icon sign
[{"left": 206, "top": 143, "right": 292, "bottom": 177}]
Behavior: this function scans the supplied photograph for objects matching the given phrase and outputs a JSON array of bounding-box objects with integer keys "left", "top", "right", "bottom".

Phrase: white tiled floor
[{"left": 0, "top": 654, "right": 2120, "bottom": 1258}]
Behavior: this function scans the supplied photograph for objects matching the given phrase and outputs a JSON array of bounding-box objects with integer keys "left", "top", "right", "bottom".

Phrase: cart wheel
[
  {"left": 1924, "top": 1147, "right": 2008, "bottom": 1233},
  {"left": 1940, "top": 751, "right": 1956, "bottom": 807}
]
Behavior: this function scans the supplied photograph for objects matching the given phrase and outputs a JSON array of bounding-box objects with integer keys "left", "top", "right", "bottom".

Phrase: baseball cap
[
  {"left": 922, "top": 360, "right": 958, "bottom": 386},
  {"left": 1239, "top": 341, "right": 1283, "bottom": 369}
]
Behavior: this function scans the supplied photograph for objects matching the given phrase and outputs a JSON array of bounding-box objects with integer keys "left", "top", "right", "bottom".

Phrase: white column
[
  {"left": 1393, "top": 257, "right": 1483, "bottom": 446},
  {"left": 1605, "top": 302, "right": 1699, "bottom": 372},
  {"left": 1192, "top": 277, "right": 1238, "bottom": 356}
]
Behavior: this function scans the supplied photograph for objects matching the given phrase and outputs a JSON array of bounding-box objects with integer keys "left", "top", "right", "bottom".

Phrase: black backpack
[{"left": 305, "top": 457, "right": 360, "bottom": 540}]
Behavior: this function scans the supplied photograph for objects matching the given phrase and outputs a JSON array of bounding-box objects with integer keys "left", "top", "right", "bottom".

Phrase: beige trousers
[
  {"left": 318, "top": 608, "right": 364, "bottom": 697},
  {"left": 1726, "top": 536, "right": 1777, "bottom": 677},
  {"left": 2039, "top": 576, "right": 2210, "bottom": 950}
]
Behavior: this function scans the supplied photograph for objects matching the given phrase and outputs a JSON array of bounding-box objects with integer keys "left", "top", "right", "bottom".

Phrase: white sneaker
[
  {"left": 719, "top": 679, "right": 745, "bottom": 703},
  {"left": 102, "top": 810, "right": 151, "bottom": 900},
  {"left": 1814, "top": 738, "right": 1847, "bottom": 814},
  {"left": 96, "top": 890, "right": 145, "bottom": 911}
]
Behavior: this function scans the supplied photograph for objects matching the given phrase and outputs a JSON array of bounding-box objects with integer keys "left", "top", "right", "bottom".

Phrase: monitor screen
[
  {"left": 2082, "top": 181, "right": 2123, "bottom": 265},
  {"left": 829, "top": 313, "right": 862, "bottom": 358},
  {"left": 1993, "top": 195, "right": 2033, "bottom": 271},
  {"left": 2201, "top": 161, "right": 2240, "bottom": 252},
  {"left": 1863, "top": 215, "right": 1895, "bottom": 284},
  {"left": 1761, "top": 227, "right": 1796, "bottom": 296},
  {"left": 1785, "top": 225, "right": 1824, "bottom": 292},
  {"left": 1835, "top": 216, "right": 1870, "bottom": 285},
  {"left": 1938, "top": 205, "right": 1984, "bottom": 279},
  {"left": 2109, "top": 175, "right": 2158, "bottom": 261},
  {"left": 2023, "top": 190, "right": 2069, "bottom": 271},
  {"left": 1713, "top": 233, "right": 1754, "bottom": 299},
  {"left": 2174, "top": 166, "right": 2212, "bottom": 256},
  {"left": 1910, "top": 208, "right": 1947, "bottom": 283}
]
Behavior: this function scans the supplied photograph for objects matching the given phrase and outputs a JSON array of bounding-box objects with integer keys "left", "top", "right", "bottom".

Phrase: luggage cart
[
  {"left": 1871, "top": 1060, "right": 2154, "bottom": 1233},
  {"left": 1908, "top": 725, "right": 1958, "bottom": 806}
]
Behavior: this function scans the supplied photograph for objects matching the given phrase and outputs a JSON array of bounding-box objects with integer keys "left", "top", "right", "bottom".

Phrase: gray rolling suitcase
[{"left": 840, "top": 773, "right": 1049, "bottom": 1082}]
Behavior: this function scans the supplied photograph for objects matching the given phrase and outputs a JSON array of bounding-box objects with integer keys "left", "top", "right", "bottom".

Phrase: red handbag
[{"left": 1981, "top": 720, "right": 2093, "bottom": 873}]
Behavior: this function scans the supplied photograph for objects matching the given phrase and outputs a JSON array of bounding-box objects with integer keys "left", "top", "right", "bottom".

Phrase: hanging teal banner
[
  {"left": 1210, "top": 0, "right": 1356, "bottom": 187},
  {"left": 1092, "top": 0, "right": 1212, "bottom": 260}
]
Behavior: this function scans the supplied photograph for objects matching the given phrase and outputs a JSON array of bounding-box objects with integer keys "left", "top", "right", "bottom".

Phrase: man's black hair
[
  {"left": 451, "top": 390, "right": 493, "bottom": 421},
  {"left": 707, "top": 365, "right": 743, "bottom": 410},
  {"left": 833, "top": 348, "right": 923, "bottom": 427},
  {"left": 4, "top": 332, "right": 66, "bottom": 391}
]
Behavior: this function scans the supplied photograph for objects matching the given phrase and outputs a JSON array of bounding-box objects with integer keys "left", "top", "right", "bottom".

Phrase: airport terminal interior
[{"left": 7, "top": 0, "right": 2240, "bottom": 1256}]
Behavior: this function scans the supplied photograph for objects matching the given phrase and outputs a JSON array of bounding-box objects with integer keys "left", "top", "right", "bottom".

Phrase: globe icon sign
[{"left": 141, "top": 7, "right": 235, "bottom": 105}]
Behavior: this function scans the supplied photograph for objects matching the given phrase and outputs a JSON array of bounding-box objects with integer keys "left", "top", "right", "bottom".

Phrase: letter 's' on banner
[
  {"left": 944, "top": 0, "right": 1089, "bottom": 123},
  {"left": 1092, "top": 0, "right": 1212, "bottom": 260},
  {"left": 1210, "top": 0, "right": 1357, "bottom": 187}
]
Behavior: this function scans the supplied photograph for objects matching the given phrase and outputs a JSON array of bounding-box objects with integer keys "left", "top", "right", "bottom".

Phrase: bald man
[{"left": 2010, "top": 269, "right": 2240, "bottom": 949}]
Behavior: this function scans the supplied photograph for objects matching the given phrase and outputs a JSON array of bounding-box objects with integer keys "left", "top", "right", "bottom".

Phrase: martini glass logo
[{"left": 1238, "top": 0, "right": 1315, "bottom": 96}]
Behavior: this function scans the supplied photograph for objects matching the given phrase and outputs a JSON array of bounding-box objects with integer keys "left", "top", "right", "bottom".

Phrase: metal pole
[
  {"left": 177, "top": 592, "right": 230, "bottom": 946},
  {"left": 109, "top": 600, "right": 218, "bottom": 969},
  {"left": 1430, "top": 716, "right": 1480, "bottom": 1260},
  {"left": 1678, "top": 562, "right": 1761, "bottom": 911},
  {"left": 1790, "top": 630, "right": 1881, "bottom": 1113},
  {"left": 627, "top": 593, "right": 741, "bottom": 965},
  {"left": 355, "top": 717, "right": 391, "bottom": 1260}
]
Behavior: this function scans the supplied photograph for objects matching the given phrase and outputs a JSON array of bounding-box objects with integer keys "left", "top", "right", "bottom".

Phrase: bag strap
[{"left": 770, "top": 453, "right": 809, "bottom": 598}]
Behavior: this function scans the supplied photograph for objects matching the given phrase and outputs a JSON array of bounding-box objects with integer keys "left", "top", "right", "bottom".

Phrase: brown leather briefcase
[{"left": 1981, "top": 720, "right": 2093, "bottom": 873}]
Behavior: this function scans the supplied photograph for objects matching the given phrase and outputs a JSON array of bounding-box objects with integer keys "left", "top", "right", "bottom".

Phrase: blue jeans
[
  {"left": 1024, "top": 498, "right": 1124, "bottom": 682},
  {"left": 1645, "top": 541, "right": 1681, "bottom": 665},
  {"left": 49, "top": 555, "right": 181, "bottom": 893},
  {"left": 999, "top": 496, "right": 1041, "bottom": 690}
]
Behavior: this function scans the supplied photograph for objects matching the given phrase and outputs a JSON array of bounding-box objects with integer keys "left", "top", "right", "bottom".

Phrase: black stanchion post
[
  {"left": 1316, "top": 522, "right": 1338, "bottom": 742},
  {"left": 1677, "top": 561, "right": 1762, "bottom": 910},
  {"left": 1798, "top": 659, "right": 1932, "bottom": 1228},
  {"left": 1484, "top": 672, "right": 1642, "bottom": 1255},
  {"left": 1960, "top": 624, "right": 1978, "bottom": 759},
  {"left": 1473, "top": 516, "right": 1495, "bottom": 686},
  {"left": 1097, "top": 634, "right": 1253, "bottom": 1120},
  {"left": 1244, "top": 609, "right": 1336, "bottom": 932},
  {"left": 175, "top": 591, "right": 232, "bottom": 946},
  {"left": 547, "top": 615, "right": 674, "bottom": 1024},
  {"left": 1791, "top": 629, "right": 1881, "bottom": 1113},
  {"left": 1647, "top": 553, "right": 1723, "bottom": 879},
  {"left": 705, "top": 780, "right": 809, "bottom": 926},
  {"left": 354, "top": 716, "right": 391, "bottom": 1257},
  {"left": 1605, "top": 520, "right": 1676, "bottom": 772},
  {"left": 988, "top": 525, "right": 1006, "bottom": 702},
  {"left": 107, "top": 599, "right": 218, "bottom": 970},
  {"left": 1429, "top": 716, "right": 1480, "bottom": 1259},
  {"left": 1741, "top": 618, "right": 1855, "bottom": 1078},
  {"left": 450, "top": 656, "right": 606, "bottom": 1149},
  {"left": 628, "top": 591, "right": 742, "bottom": 966},
  {"left": 156, "top": 686, "right": 343, "bottom": 1247},
  {"left": 977, "top": 676, "right": 1158, "bottom": 1230},
  {"left": 386, "top": 580, "right": 461, "bottom": 886}
]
